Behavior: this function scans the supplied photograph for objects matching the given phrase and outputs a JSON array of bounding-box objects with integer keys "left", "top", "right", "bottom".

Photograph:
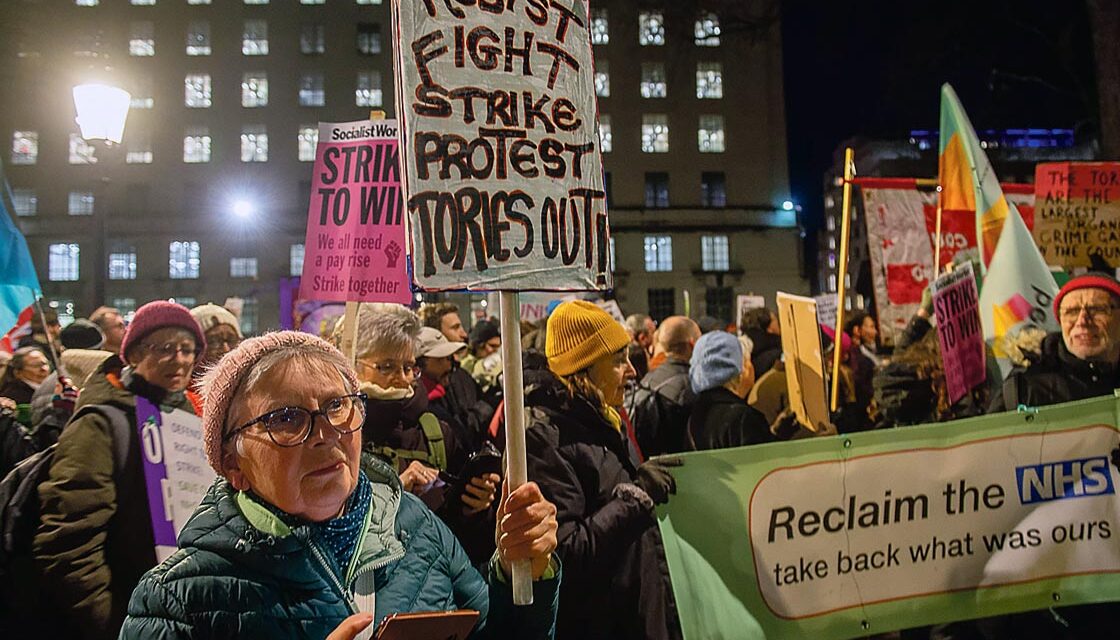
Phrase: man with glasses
[
  {"left": 32, "top": 301, "right": 205, "bottom": 639},
  {"left": 990, "top": 272, "right": 1120, "bottom": 413}
]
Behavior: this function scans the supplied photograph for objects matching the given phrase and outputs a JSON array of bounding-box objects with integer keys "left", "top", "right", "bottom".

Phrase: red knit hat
[
  {"left": 1053, "top": 273, "right": 1120, "bottom": 317},
  {"left": 120, "top": 301, "right": 206, "bottom": 364}
]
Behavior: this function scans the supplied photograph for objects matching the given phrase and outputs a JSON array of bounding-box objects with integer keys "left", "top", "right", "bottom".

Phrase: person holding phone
[{"left": 120, "top": 331, "right": 559, "bottom": 639}]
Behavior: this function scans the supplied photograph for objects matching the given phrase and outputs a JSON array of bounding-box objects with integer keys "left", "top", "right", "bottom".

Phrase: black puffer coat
[
  {"left": 989, "top": 332, "right": 1120, "bottom": 413},
  {"left": 524, "top": 369, "right": 681, "bottom": 640},
  {"left": 687, "top": 387, "right": 773, "bottom": 450}
]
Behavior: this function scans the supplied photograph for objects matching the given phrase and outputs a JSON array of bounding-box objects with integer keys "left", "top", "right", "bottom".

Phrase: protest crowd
[{"left": 0, "top": 268, "right": 1115, "bottom": 638}]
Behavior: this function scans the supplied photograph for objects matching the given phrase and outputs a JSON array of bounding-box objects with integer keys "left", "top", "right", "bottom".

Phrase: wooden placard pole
[
  {"left": 339, "top": 110, "right": 388, "bottom": 364},
  {"left": 830, "top": 148, "right": 855, "bottom": 412},
  {"left": 498, "top": 290, "right": 533, "bottom": 605}
]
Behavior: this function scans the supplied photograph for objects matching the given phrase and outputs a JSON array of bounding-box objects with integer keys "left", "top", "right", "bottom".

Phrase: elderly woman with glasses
[
  {"left": 33, "top": 301, "right": 205, "bottom": 639},
  {"left": 339, "top": 303, "right": 501, "bottom": 563},
  {"left": 119, "top": 331, "right": 559, "bottom": 639}
]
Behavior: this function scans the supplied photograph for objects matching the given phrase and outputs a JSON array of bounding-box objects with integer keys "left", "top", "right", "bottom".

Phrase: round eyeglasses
[{"left": 222, "top": 393, "right": 367, "bottom": 447}]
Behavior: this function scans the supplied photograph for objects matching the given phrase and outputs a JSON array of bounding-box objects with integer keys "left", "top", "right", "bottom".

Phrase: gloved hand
[{"left": 634, "top": 457, "right": 684, "bottom": 505}]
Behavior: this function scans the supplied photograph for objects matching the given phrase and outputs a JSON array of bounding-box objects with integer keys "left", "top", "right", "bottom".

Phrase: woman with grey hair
[
  {"left": 337, "top": 303, "right": 500, "bottom": 563},
  {"left": 119, "top": 331, "right": 559, "bottom": 639}
]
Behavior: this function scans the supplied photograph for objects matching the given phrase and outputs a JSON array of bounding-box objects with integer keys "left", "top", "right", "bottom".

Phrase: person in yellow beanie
[{"left": 526, "top": 300, "right": 684, "bottom": 640}]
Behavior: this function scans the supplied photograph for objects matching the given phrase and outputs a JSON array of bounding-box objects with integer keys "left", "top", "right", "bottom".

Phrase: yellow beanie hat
[{"left": 546, "top": 300, "right": 631, "bottom": 376}]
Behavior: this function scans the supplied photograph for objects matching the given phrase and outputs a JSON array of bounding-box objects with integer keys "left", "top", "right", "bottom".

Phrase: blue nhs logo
[{"left": 1015, "top": 457, "right": 1115, "bottom": 505}]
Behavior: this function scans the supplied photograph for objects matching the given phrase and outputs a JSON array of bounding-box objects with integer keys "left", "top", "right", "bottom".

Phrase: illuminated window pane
[
  {"left": 698, "top": 115, "right": 725, "bottom": 153},
  {"left": 185, "top": 73, "right": 212, "bottom": 108},
  {"left": 641, "top": 114, "right": 669, "bottom": 153},
  {"left": 290, "top": 244, "right": 305, "bottom": 276},
  {"left": 69, "top": 134, "right": 97, "bottom": 164},
  {"left": 701, "top": 235, "right": 729, "bottom": 271},
  {"left": 356, "top": 71, "right": 382, "bottom": 107},
  {"left": 598, "top": 115, "right": 612, "bottom": 153},
  {"left": 126, "top": 131, "right": 153, "bottom": 164},
  {"left": 169, "top": 241, "right": 201, "bottom": 279},
  {"left": 12, "top": 189, "right": 37, "bottom": 216},
  {"left": 230, "top": 257, "right": 258, "bottom": 278},
  {"left": 298, "top": 125, "right": 318, "bottom": 161},
  {"left": 12, "top": 131, "right": 38, "bottom": 165},
  {"left": 594, "top": 61, "right": 610, "bottom": 97},
  {"left": 696, "top": 62, "right": 723, "bottom": 99},
  {"left": 130, "top": 21, "right": 154, "bottom": 56},
  {"left": 242, "top": 72, "right": 268, "bottom": 107},
  {"left": 68, "top": 191, "right": 95, "bottom": 215},
  {"left": 184, "top": 127, "right": 211, "bottom": 163},
  {"left": 639, "top": 11, "right": 665, "bottom": 46},
  {"left": 640, "top": 63, "right": 666, "bottom": 98},
  {"left": 299, "top": 72, "right": 325, "bottom": 106},
  {"left": 243, "top": 20, "right": 268, "bottom": 56},
  {"left": 695, "top": 12, "right": 721, "bottom": 46},
  {"left": 591, "top": 9, "right": 609, "bottom": 45},
  {"left": 187, "top": 21, "right": 211, "bottom": 55},
  {"left": 241, "top": 125, "right": 268, "bottom": 162},
  {"left": 49, "top": 244, "right": 81, "bottom": 281},
  {"left": 644, "top": 235, "right": 672, "bottom": 272}
]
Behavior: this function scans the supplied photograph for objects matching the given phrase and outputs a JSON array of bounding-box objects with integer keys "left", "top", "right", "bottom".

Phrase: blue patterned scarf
[{"left": 312, "top": 471, "right": 373, "bottom": 572}]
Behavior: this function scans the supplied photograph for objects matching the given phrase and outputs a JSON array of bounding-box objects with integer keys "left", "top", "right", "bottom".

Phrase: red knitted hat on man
[
  {"left": 1053, "top": 273, "right": 1120, "bottom": 317},
  {"left": 120, "top": 301, "right": 206, "bottom": 364}
]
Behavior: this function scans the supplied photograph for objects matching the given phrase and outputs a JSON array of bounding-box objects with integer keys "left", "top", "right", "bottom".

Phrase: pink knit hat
[
  {"left": 201, "top": 330, "right": 359, "bottom": 474},
  {"left": 120, "top": 301, "right": 206, "bottom": 364}
]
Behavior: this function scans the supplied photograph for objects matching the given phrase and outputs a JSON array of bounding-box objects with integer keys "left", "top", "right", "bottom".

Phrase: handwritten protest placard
[
  {"left": 135, "top": 397, "right": 215, "bottom": 561},
  {"left": 930, "top": 263, "right": 985, "bottom": 404},
  {"left": 392, "top": 0, "right": 609, "bottom": 291},
  {"left": 1032, "top": 162, "right": 1120, "bottom": 270},
  {"left": 299, "top": 120, "right": 411, "bottom": 304}
]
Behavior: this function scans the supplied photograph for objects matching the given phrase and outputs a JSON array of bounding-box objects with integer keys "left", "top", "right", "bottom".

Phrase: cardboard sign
[
  {"left": 1032, "top": 162, "right": 1120, "bottom": 270},
  {"left": 777, "top": 293, "right": 832, "bottom": 434},
  {"left": 658, "top": 396, "right": 1120, "bottom": 639},
  {"left": 930, "top": 263, "right": 985, "bottom": 404},
  {"left": 135, "top": 397, "right": 215, "bottom": 562},
  {"left": 812, "top": 294, "right": 837, "bottom": 331},
  {"left": 299, "top": 120, "right": 411, "bottom": 304},
  {"left": 736, "top": 295, "right": 766, "bottom": 334},
  {"left": 392, "top": 0, "right": 610, "bottom": 291}
]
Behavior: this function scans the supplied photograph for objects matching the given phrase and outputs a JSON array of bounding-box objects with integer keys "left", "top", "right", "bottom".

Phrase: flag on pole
[
  {"left": 0, "top": 304, "right": 34, "bottom": 353},
  {"left": 0, "top": 180, "right": 42, "bottom": 336},
  {"left": 977, "top": 202, "right": 1059, "bottom": 373},
  {"left": 938, "top": 83, "right": 1011, "bottom": 272}
]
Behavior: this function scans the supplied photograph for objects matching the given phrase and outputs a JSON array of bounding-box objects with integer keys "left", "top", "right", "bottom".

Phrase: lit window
[
  {"left": 598, "top": 115, "right": 612, "bottom": 153},
  {"left": 591, "top": 9, "right": 609, "bottom": 45},
  {"left": 50, "top": 300, "right": 77, "bottom": 327},
  {"left": 48, "top": 244, "right": 81, "bottom": 282},
  {"left": 698, "top": 115, "right": 725, "bottom": 153},
  {"left": 130, "top": 75, "right": 154, "bottom": 109},
  {"left": 243, "top": 20, "right": 268, "bottom": 56},
  {"left": 184, "top": 127, "right": 211, "bottom": 163},
  {"left": 639, "top": 12, "right": 665, "bottom": 46},
  {"left": 356, "top": 71, "right": 382, "bottom": 107},
  {"left": 131, "top": 0, "right": 156, "bottom": 5},
  {"left": 695, "top": 12, "right": 721, "bottom": 46},
  {"left": 645, "top": 172, "right": 669, "bottom": 208},
  {"left": 244, "top": 0, "right": 268, "bottom": 5},
  {"left": 12, "top": 189, "right": 37, "bottom": 216},
  {"left": 240, "top": 297, "right": 258, "bottom": 336},
  {"left": 640, "top": 63, "right": 667, "bottom": 98},
  {"left": 68, "top": 191, "right": 95, "bottom": 215},
  {"left": 11, "top": 131, "right": 38, "bottom": 165},
  {"left": 126, "top": 132, "right": 153, "bottom": 164},
  {"left": 827, "top": 216, "right": 836, "bottom": 231},
  {"left": 129, "top": 21, "right": 155, "bottom": 56},
  {"left": 357, "top": 24, "right": 381, "bottom": 55},
  {"left": 112, "top": 298, "right": 137, "bottom": 322},
  {"left": 301, "top": 24, "right": 325, "bottom": 55},
  {"left": 356, "top": 0, "right": 382, "bottom": 3},
  {"left": 241, "top": 125, "right": 268, "bottom": 162},
  {"left": 644, "top": 235, "right": 672, "bottom": 272},
  {"left": 696, "top": 62, "right": 723, "bottom": 99},
  {"left": 828, "top": 236, "right": 836, "bottom": 250},
  {"left": 701, "top": 172, "right": 727, "bottom": 207},
  {"left": 641, "top": 114, "right": 669, "bottom": 153},
  {"left": 169, "top": 241, "right": 201, "bottom": 279},
  {"left": 828, "top": 253, "right": 837, "bottom": 269},
  {"left": 69, "top": 134, "right": 98, "bottom": 164},
  {"left": 290, "top": 244, "right": 305, "bottom": 276},
  {"left": 301, "top": 0, "right": 325, "bottom": 4},
  {"left": 242, "top": 72, "right": 268, "bottom": 107},
  {"left": 76, "top": 0, "right": 99, "bottom": 5},
  {"left": 109, "top": 249, "right": 138, "bottom": 280},
  {"left": 188, "top": 0, "right": 210, "bottom": 4},
  {"left": 298, "top": 125, "right": 318, "bottom": 161},
  {"left": 608, "top": 237, "right": 616, "bottom": 272},
  {"left": 828, "top": 274, "right": 837, "bottom": 292},
  {"left": 299, "top": 73, "right": 325, "bottom": 106},
  {"left": 185, "top": 73, "right": 212, "bottom": 108},
  {"left": 187, "top": 21, "right": 211, "bottom": 55},
  {"left": 230, "top": 257, "right": 259, "bottom": 278},
  {"left": 701, "top": 235, "right": 730, "bottom": 271},
  {"left": 594, "top": 61, "right": 610, "bottom": 97}
]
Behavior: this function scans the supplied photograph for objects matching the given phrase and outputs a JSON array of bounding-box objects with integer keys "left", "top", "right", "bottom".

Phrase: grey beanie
[{"left": 689, "top": 330, "right": 743, "bottom": 394}]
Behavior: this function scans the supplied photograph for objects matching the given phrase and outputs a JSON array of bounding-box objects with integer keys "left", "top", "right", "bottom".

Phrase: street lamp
[
  {"left": 73, "top": 83, "right": 131, "bottom": 144},
  {"left": 72, "top": 75, "right": 131, "bottom": 309}
]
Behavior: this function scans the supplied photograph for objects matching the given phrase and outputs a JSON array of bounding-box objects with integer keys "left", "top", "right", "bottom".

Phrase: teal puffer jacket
[{"left": 119, "top": 456, "right": 559, "bottom": 639}]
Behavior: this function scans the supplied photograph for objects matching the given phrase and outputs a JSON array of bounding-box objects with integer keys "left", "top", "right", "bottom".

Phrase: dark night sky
[{"left": 781, "top": 0, "right": 1098, "bottom": 236}]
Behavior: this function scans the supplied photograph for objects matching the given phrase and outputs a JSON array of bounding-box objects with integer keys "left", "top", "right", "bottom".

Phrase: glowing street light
[
  {"left": 232, "top": 199, "right": 256, "bottom": 219},
  {"left": 72, "top": 83, "right": 131, "bottom": 144},
  {"left": 781, "top": 200, "right": 795, "bottom": 211}
]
